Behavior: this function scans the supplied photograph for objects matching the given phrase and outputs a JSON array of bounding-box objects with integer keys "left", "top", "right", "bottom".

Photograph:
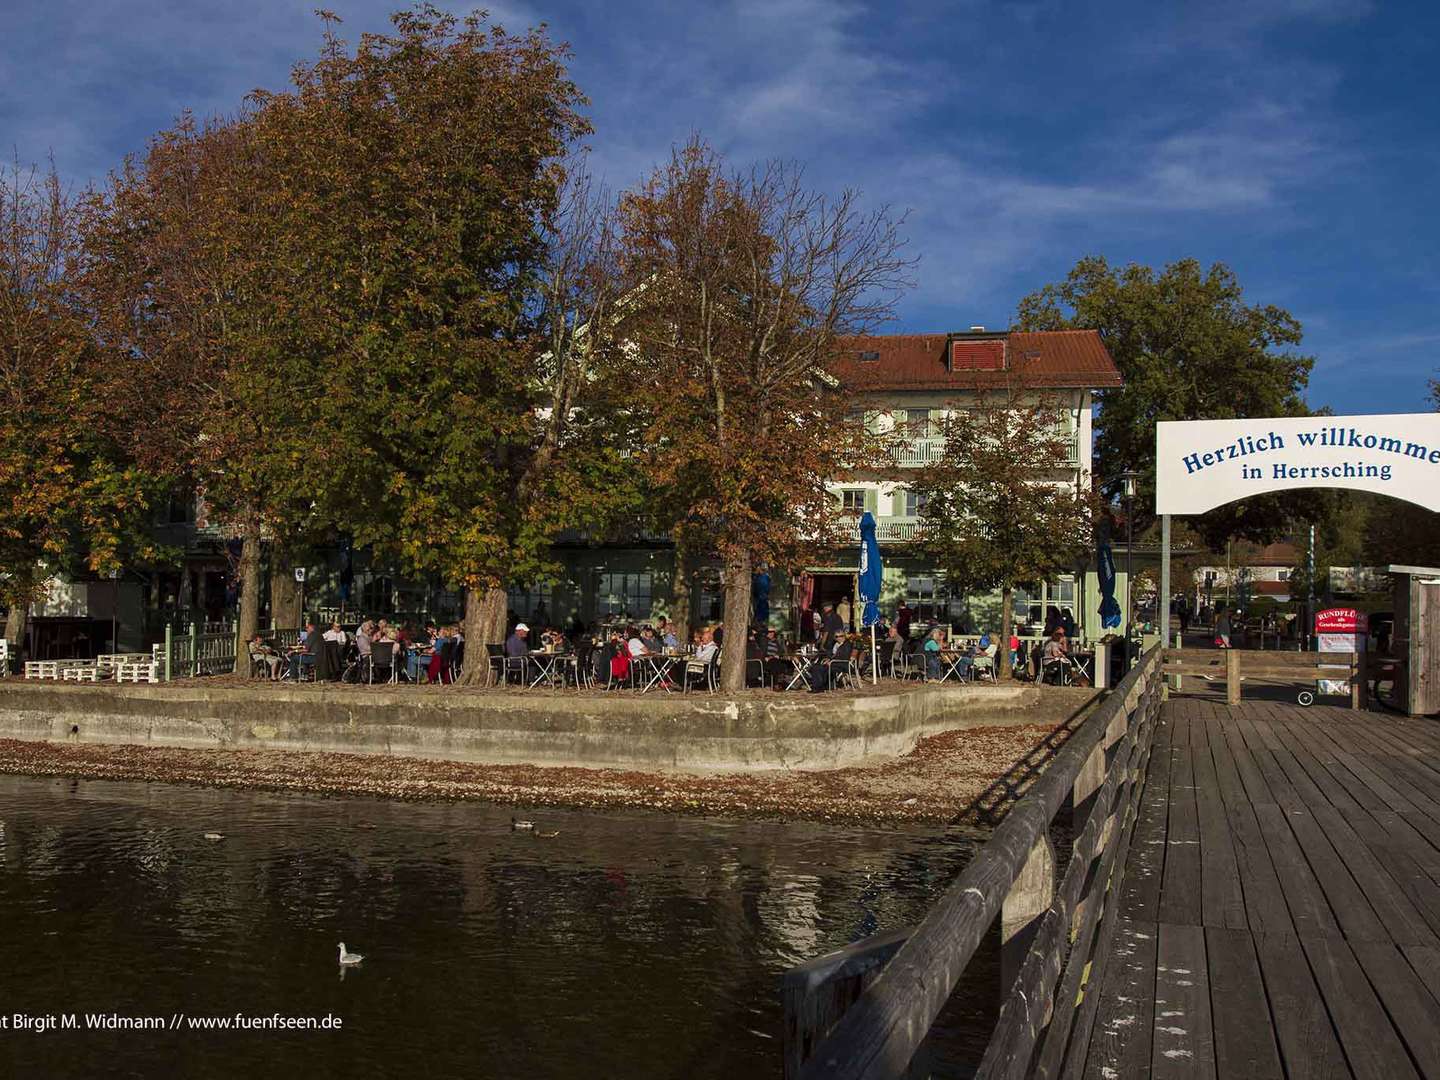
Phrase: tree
[
  {"left": 613, "top": 139, "right": 912, "bottom": 691},
  {"left": 1015, "top": 256, "right": 1318, "bottom": 547},
  {"left": 79, "top": 111, "right": 326, "bottom": 662},
  {"left": 233, "top": 8, "right": 639, "bottom": 681},
  {"left": 911, "top": 389, "right": 1095, "bottom": 678},
  {"left": 0, "top": 160, "right": 166, "bottom": 647}
]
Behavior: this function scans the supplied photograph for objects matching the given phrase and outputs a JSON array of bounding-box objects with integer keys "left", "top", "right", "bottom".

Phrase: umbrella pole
[{"left": 871, "top": 622, "right": 877, "bottom": 685}]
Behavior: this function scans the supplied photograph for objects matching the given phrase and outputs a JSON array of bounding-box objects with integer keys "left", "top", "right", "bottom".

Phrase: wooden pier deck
[{"left": 1072, "top": 697, "right": 1440, "bottom": 1079}]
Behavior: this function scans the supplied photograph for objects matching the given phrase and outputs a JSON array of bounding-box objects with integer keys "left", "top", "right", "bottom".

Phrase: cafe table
[
  {"left": 633, "top": 653, "right": 678, "bottom": 693},
  {"left": 527, "top": 650, "right": 566, "bottom": 689}
]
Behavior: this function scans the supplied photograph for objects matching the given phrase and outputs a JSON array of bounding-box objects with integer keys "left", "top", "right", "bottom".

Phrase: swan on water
[
  {"left": 338, "top": 943, "right": 364, "bottom": 965},
  {"left": 511, "top": 817, "right": 535, "bottom": 830},
  {"left": 203, "top": 832, "right": 224, "bottom": 842}
]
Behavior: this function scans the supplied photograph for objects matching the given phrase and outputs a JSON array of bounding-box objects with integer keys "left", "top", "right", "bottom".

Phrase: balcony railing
[
  {"left": 875, "top": 517, "right": 921, "bottom": 542},
  {"left": 886, "top": 433, "right": 1081, "bottom": 468}
]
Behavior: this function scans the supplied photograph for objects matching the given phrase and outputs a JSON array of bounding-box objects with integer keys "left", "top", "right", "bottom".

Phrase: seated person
[
  {"left": 923, "top": 627, "right": 945, "bottom": 680},
  {"left": 288, "top": 622, "right": 319, "bottom": 680},
  {"left": 504, "top": 622, "right": 530, "bottom": 683},
  {"left": 693, "top": 628, "right": 719, "bottom": 664},
  {"left": 249, "top": 635, "right": 282, "bottom": 681},
  {"left": 1041, "top": 629, "right": 1069, "bottom": 684}
]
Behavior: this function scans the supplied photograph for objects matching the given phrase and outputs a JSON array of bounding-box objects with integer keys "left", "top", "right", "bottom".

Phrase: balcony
[
  {"left": 875, "top": 517, "right": 921, "bottom": 543},
  {"left": 885, "top": 433, "right": 1081, "bottom": 468}
]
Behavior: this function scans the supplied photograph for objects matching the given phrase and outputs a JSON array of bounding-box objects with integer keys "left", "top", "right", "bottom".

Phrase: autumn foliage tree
[
  {"left": 911, "top": 389, "right": 1095, "bottom": 678},
  {"left": 231, "top": 8, "right": 638, "bottom": 679},
  {"left": 78, "top": 112, "right": 325, "bottom": 658},
  {"left": 614, "top": 139, "right": 911, "bottom": 691},
  {"left": 0, "top": 162, "right": 165, "bottom": 646}
]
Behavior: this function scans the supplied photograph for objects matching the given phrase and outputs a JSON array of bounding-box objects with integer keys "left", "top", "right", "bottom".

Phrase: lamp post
[{"left": 1120, "top": 471, "right": 1138, "bottom": 666}]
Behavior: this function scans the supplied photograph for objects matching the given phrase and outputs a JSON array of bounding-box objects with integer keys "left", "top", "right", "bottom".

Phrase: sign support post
[{"left": 1160, "top": 514, "right": 1171, "bottom": 685}]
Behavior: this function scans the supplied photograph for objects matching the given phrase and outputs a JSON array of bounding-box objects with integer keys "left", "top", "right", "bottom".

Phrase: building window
[
  {"left": 906, "top": 575, "right": 947, "bottom": 622},
  {"left": 908, "top": 409, "right": 933, "bottom": 438},
  {"left": 598, "top": 571, "right": 652, "bottom": 620},
  {"left": 902, "top": 490, "right": 928, "bottom": 518},
  {"left": 840, "top": 489, "right": 866, "bottom": 515},
  {"left": 507, "top": 583, "right": 554, "bottom": 621}
]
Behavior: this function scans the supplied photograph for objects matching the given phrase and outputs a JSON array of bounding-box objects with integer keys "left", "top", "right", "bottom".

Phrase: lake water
[{"left": 0, "top": 775, "right": 993, "bottom": 1078}]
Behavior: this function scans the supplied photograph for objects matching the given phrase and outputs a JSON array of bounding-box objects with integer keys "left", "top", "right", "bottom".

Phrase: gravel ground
[{"left": 0, "top": 719, "right": 1074, "bottom": 825}]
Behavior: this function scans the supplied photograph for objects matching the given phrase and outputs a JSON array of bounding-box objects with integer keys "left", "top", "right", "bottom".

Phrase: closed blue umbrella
[
  {"left": 859, "top": 512, "right": 884, "bottom": 683},
  {"left": 1097, "top": 543, "right": 1121, "bottom": 629}
]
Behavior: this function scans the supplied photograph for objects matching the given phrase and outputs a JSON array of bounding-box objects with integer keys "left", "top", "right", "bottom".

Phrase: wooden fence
[
  {"left": 1161, "top": 647, "right": 1366, "bottom": 708},
  {"left": 154, "top": 627, "right": 239, "bottom": 679},
  {"left": 784, "top": 645, "right": 1167, "bottom": 1079}
]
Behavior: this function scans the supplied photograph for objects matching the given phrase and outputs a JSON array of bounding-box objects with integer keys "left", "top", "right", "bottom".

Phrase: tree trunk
[
  {"left": 671, "top": 539, "right": 694, "bottom": 641},
  {"left": 999, "top": 583, "right": 1014, "bottom": 680},
  {"left": 719, "top": 548, "right": 752, "bottom": 693},
  {"left": 459, "top": 584, "right": 508, "bottom": 686},
  {"left": 2, "top": 601, "right": 28, "bottom": 657},
  {"left": 236, "top": 518, "right": 263, "bottom": 676},
  {"left": 269, "top": 547, "right": 303, "bottom": 629}
]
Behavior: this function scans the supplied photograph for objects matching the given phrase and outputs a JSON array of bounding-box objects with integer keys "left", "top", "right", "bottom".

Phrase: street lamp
[{"left": 1119, "top": 471, "right": 1138, "bottom": 665}]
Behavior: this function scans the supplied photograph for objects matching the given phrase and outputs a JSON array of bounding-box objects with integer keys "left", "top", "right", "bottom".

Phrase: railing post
[
  {"left": 1352, "top": 650, "right": 1367, "bottom": 711},
  {"left": 1002, "top": 835, "right": 1056, "bottom": 996},
  {"left": 163, "top": 625, "right": 173, "bottom": 682},
  {"left": 1225, "top": 648, "right": 1242, "bottom": 705},
  {"left": 188, "top": 623, "right": 199, "bottom": 680},
  {"left": 1093, "top": 641, "right": 1110, "bottom": 689}
]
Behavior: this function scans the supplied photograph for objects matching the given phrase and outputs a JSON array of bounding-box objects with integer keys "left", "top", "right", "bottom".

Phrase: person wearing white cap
[
  {"left": 506, "top": 623, "right": 530, "bottom": 658},
  {"left": 503, "top": 622, "right": 531, "bottom": 685}
]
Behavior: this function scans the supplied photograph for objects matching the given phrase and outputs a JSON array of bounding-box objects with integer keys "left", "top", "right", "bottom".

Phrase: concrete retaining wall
[{"left": 0, "top": 682, "right": 1096, "bottom": 772}]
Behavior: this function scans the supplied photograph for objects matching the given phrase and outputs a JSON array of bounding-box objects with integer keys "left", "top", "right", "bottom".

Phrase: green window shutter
[
  {"left": 864, "top": 489, "right": 878, "bottom": 514},
  {"left": 891, "top": 409, "right": 906, "bottom": 431}
]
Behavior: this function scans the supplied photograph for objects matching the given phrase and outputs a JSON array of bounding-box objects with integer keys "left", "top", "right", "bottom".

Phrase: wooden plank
[
  {"left": 1081, "top": 919, "right": 1158, "bottom": 1080},
  {"left": 1207, "top": 728, "right": 1294, "bottom": 936},
  {"left": 1205, "top": 928, "right": 1283, "bottom": 1080},
  {"left": 1253, "top": 933, "right": 1350, "bottom": 1080},
  {"left": 1158, "top": 749, "right": 1202, "bottom": 926},
  {"left": 1251, "top": 803, "right": 1343, "bottom": 939},
  {"left": 1278, "top": 799, "right": 1391, "bottom": 944},
  {"left": 1301, "top": 933, "right": 1422, "bottom": 1080},
  {"left": 1402, "top": 944, "right": 1440, "bottom": 1009},
  {"left": 1119, "top": 729, "right": 1174, "bottom": 924},
  {"left": 1151, "top": 922, "right": 1216, "bottom": 1080},
  {"left": 1350, "top": 940, "right": 1440, "bottom": 1079},
  {"left": 1190, "top": 747, "right": 1247, "bottom": 929}
]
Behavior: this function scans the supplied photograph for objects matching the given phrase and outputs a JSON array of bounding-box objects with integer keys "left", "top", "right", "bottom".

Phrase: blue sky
[{"left": 5, "top": 0, "right": 1437, "bottom": 413}]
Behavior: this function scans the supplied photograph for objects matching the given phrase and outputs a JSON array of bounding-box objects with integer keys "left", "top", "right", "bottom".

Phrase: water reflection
[{"left": 0, "top": 776, "right": 982, "bottom": 1079}]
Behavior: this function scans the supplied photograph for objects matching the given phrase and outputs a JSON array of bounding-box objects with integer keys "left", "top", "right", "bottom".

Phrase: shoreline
[{"left": 0, "top": 718, "right": 1074, "bottom": 825}]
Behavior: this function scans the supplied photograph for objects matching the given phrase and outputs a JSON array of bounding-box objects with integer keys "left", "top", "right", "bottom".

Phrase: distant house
[
  {"left": 814, "top": 327, "right": 1123, "bottom": 637},
  {"left": 1191, "top": 542, "right": 1298, "bottom": 608}
]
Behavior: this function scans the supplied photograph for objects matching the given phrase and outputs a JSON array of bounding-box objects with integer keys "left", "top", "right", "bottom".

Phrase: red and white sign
[
  {"left": 1315, "top": 608, "right": 1368, "bottom": 634},
  {"left": 1316, "top": 608, "right": 1367, "bottom": 694}
]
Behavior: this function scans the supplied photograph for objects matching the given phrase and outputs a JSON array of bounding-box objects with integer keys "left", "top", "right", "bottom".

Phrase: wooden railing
[
  {"left": 784, "top": 645, "right": 1166, "bottom": 1079},
  {"left": 1161, "top": 647, "right": 1367, "bottom": 708}
]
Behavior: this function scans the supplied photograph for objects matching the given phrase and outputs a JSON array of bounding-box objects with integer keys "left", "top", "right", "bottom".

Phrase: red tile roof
[{"left": 830, "top": 329, "right": 1123, "bottom": 392}]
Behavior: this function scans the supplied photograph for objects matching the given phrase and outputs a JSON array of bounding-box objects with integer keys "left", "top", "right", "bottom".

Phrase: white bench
[
  {"left": 25, "top": 660, "right": 61, "bottom": 679},
  {"left": 62, "top": 661, "right": 100, "bottom": 683},
  {"left": 115, "top": 660, "right": 158, "bottom": 684}
]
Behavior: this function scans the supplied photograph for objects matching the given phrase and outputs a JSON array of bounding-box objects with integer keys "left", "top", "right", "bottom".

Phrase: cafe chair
[{"left": 368, "top": 642, "right": 396, "bottom": 684}]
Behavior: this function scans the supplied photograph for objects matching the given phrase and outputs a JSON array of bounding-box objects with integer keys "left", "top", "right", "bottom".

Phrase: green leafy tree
[
  {"left": 613, "top": 139, "right": 912, "bottom": 691},
  {"left": 911, "top": 389, "right": 1095, "bottom": 677},
  {"left": 1015, "top": 256, "right": 1317, "bottom": 547}
]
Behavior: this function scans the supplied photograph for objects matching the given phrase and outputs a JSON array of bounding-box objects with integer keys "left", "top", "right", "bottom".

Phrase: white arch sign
[{"left": 1156, "top": 413, "right": 1440, "bottom": 514}]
